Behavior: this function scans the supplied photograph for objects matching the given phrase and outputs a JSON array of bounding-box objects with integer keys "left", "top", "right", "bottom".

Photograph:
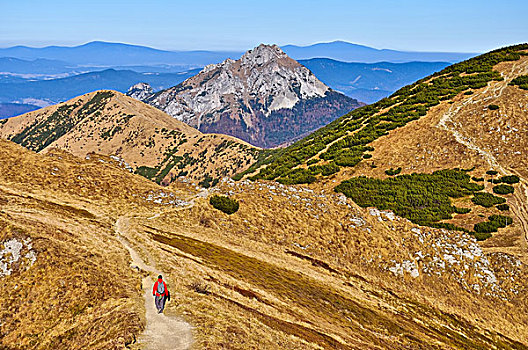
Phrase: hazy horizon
[
  {"left": 0, "top": 39, "right": 485, "bottom": 53},
  {"left": 1, "top": 0, "right": 526, "bottom": 53}
]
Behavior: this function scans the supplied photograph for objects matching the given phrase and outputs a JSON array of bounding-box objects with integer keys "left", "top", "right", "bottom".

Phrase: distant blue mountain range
[
  {"left": 0, "top": 57, "right": 75, "bottom": 74},
  {"left": 0, "top": 60, "right": 450, "bottom": 111},
  {"left": 0, "top": 40, "right": 476, "bottom": 67},
  {"left": 0, "top": 103, "right": 40, "bottom": 119},
  {"left": 299, "top": 59, "right": 450, "bottom": 103},
  {"left": 283, "top": 41, "right": 476, "bottom": 63},
  {"left": 0, "top": 68, "right": 200, "bottom": 106},
  {"left": 0, "top": 41, "right": 243, "bottom": 68}
]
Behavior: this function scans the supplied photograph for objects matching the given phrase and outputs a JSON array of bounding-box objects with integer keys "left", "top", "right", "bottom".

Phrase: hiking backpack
[{"left": 156, "top": 281, "right": 165, "bottom": 295}]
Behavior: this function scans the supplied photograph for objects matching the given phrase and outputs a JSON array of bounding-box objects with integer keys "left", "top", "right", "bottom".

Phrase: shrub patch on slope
[
  {"left": 474, "top": 215, "right": 513, "bottom": 240},
  {"left": 509, "top": 75, "right": 528, "bottom": 90},
  {"left": 210, "top": 195, "right": 239, "bottom": 214},
  {"left": 471, "top": 192, "right": 506, "bottom": 207},
  {"left": 334, "top": 169, "right": 483, "bottom": 228},
  {"left": 493, "top": 184, "right": 515, "bottom": 195}
]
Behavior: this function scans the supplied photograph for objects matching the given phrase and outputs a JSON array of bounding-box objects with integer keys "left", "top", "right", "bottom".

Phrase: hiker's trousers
[{"left": 155, "top": 295, "right": 166, "bottom": 313}]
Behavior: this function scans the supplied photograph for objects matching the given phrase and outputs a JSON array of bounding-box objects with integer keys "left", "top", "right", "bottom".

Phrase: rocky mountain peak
[
  {"left": 240, "top": 44, "right": 287, "bottom": 66},
  {"left": 201, "top": 58, "right": 235, "bottom": 74},
  {"left": 126, "top": 82, "right": 153, "bottom": 100},
  {"left": 142, "top": 44, "right": 362, "bottom": 148}
]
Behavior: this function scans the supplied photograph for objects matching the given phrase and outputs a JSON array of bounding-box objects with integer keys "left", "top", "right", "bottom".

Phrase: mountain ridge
[
  {"left": 0, "top": 90, "right": 260, "bottom": 186},
  {"left": 282, "top": 40, "right": 477, "bottom": 63},
  {"left": 0, "top": 40, "right": 476, "bottom": 66}
]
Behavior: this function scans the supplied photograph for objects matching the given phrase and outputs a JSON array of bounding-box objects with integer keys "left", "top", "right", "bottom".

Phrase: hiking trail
[
  {"left": 115, "top": 217, "right": 193, "bottom": 350},
  {"left": 437, "top": 62, "right": 528, "bottom": 246}
]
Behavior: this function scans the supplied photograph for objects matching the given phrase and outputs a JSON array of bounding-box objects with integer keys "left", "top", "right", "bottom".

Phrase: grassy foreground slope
[
  {"left": 141, "top": 177, "right": 528, "bottom": 349},
  {"left": 0, "top": 140, "right": 154, "bottom": 349},
  {"left": 1, "top": 137, "right": 527, "bottom": 349}
]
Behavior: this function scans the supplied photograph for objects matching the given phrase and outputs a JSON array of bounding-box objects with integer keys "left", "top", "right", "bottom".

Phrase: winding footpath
[
  {"left": 437, "top": 62, "right": 528, "bottom": 246},
  {"left": 115, "top": 217, "right": 193, "bottom": 350}
]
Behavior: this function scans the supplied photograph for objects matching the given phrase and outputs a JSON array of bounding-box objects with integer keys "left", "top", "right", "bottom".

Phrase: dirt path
[
  {"left": 437, "top": 62, "right": 528, "bottom": 246},
  {"left": 115, "top": 218, "right": 193, "bottom": 350},
  {"left": 508, "top": 174, "right": 528, "bottom": 245}
]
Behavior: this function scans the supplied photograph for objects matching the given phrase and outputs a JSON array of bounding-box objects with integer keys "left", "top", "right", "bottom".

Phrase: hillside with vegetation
[
  {"left": 241, "top": 43, "right": 528, "bottom": 244},
  {"left": 244, "top": 44, "right": 527, "bottom": 183},
  {"left": 0, "top": 90, "right": 261, "bottom": 186}
]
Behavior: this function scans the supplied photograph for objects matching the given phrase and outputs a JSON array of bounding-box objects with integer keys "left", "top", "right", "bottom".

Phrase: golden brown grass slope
[
  {"left": 0, "top": 140, "right": 147, "bottom": 349},
  {"left": 133, "top": 177, "right": 528, "bottom": 349},
  {"left": 1, "top": 136, "right": 527, "bottom": 349},
  {"left": 0, "top": 90, "right": 260, "bottom": 185}
]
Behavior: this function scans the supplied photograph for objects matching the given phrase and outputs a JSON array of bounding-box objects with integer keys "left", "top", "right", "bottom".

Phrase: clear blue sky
[{"left": 1, "top": 0, "right": 526, "bottom": 52}]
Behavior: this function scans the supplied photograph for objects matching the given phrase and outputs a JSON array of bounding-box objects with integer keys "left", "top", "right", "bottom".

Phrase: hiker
[{"left": 152, "top": 275, "right": 170, "bottom": 313}]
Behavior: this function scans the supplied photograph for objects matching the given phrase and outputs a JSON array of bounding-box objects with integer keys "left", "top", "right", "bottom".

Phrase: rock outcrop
[{"left": 126, "top": 82, "right": 153, "bottom": 100}]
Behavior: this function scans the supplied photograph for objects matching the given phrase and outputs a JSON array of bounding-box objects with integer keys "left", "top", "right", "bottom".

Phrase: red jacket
[{"left": 153, "top": 279, "right": 168, "bottom": 297}]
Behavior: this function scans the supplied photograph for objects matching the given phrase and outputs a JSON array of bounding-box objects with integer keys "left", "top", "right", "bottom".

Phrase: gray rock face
[
  {"left": 142, "top": 44, "right": 362, "bottom": 148},
  {"left": 126, "top": 82, "right": 153, "bottom": 100}
]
